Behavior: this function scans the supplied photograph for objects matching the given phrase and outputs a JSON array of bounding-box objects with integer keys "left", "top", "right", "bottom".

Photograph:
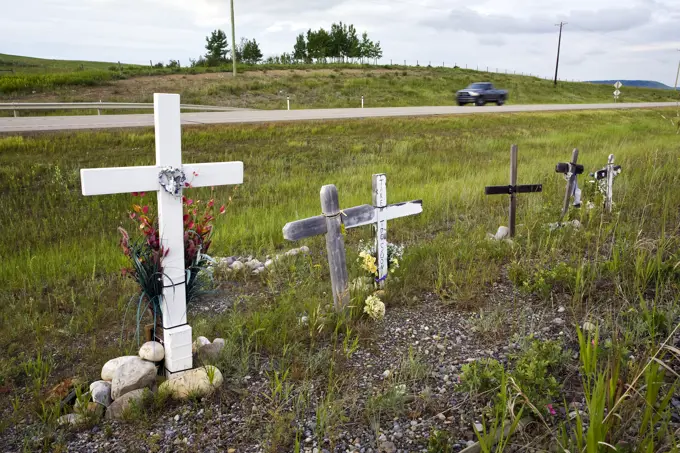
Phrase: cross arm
[
  {"left": 349, "top": 200, "right": 423, "bottom": 229},
  {"left": 485, "top": 185, "right": 543, "bottom": 195},
  {"left": 81, "top": 166, "right": 160, "bottom": 196},
  {"left": 282, "top": 204, "right": 375, "bottom": 241},
  {"left": 183, "top": 162, "right": 244, "bottom": 188}
]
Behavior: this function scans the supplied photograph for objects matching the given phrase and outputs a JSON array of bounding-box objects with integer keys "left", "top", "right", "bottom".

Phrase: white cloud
[{"left": 1, "top": 0, "right": 679, "bottom": 85}]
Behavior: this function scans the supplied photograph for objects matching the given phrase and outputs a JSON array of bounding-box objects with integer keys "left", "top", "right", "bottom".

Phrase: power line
[{"left": 553, "top": 21, "right": 567, "bottom": 87}]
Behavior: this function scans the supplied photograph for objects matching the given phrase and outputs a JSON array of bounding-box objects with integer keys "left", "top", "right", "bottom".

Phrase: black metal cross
[{"left": 485, "top": 144, "right": 542, "bottom": 237}]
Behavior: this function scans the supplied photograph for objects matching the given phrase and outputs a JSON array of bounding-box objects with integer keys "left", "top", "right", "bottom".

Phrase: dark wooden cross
[
  {"left": 555, "top": 148, "right": 584, "bottom": 221},
  {"left": 484, "top": 144, "right": 542, "bottom": 237},
  {"left": 283, "top": 178, "right": 422, "bottom": 310}
]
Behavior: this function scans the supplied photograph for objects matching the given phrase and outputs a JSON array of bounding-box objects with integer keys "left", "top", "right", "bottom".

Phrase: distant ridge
[{"left": 588, "top": 80, "right": 679, "bottom": 90}]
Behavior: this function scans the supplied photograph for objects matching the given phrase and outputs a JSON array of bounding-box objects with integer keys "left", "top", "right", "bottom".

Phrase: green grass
[
  {"left": 1, "top": 108, "right": 679, "bottom": 449},
  {"left": 1, "top": 53, "right": 679, "bottom": 108}
]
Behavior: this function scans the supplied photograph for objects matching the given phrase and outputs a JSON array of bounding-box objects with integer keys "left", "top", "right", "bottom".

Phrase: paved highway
[{"left": 1, "top": 102, "right": 676, "bottom": 133}]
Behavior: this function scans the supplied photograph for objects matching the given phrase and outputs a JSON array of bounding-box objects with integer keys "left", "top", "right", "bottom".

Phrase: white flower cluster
[{"left": 364, "top": 294, "right": 385, "bottom": 321}]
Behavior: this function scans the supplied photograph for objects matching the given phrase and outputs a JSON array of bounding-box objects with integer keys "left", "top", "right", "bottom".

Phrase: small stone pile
[
  {"left": 216, "top": 246, "right": 310, "bottom": 276},
  {"left": 58, "top": 340, "right": 223, "bottom": 426}
]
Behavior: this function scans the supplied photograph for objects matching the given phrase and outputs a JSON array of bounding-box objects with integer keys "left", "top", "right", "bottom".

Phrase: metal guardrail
[{"left": 0, "top": 102, "right": 244, "bottom": 117}]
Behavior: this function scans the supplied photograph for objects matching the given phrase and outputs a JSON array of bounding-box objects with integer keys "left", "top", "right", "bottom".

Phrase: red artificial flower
[
  {"left": 186, "top": 199, "right": 194, "bottom": 206},
  {"left": 139, "top": 192, "right": 146, "bottom": 197},
  {"left": 142, "top": 206, "right": 149, "bottom": 214},
  {"left": 207, "top": 199, "right": 214, "bottom": 208},
  {"left": 129, "top": 212, "right": 136, "bottom": 220},
  {"left": 132, "top": 192, "right": 138, "bottom": 197},
  {"left": 219, "top": 205, "right": 226, "bottom": 214}
]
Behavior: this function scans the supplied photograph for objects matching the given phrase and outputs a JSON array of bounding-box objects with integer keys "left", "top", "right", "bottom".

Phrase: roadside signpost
[{"left": 614, "top": 81, "right": 622, "bottom": 102}]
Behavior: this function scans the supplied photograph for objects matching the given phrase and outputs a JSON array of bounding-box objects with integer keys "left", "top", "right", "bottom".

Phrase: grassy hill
[{"left": 1, "top": 53, "right": 679, "bottom": 109}]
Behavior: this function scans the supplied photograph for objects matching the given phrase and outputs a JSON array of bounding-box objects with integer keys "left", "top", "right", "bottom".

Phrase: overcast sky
[{"left": 2, "top": 0, "right": 679, "bottom": 85}]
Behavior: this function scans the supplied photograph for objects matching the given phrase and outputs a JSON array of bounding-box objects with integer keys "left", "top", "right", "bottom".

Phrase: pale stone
[
  {"left": 494, "top": 226, "right": 510, "bottom": 240},
  {"left": 299, "top": 246, "right": 310, "bottom": 254},
  {"left": 264, "top": 259, "right": 274, "bottom": 268},
  {"left": 58, "top": 413, "right": 85, "bottom": 426},
  {"left": 553, "top": 318, "right": 565, "bottom": 326},
  {"left": 198, "top": 342, "right": 225, "bottom": 362},
  {"left": 285, "top": 248, "right": 299, "bottom": 257},
  {"left": 111, "top": 357, "right": 157, "bottom": 400},
  {"left": 101, "top": 356, "right": 137, "bottom": 381},
  {"left": 192, "top": 336, "right": 211, "bottom": 354},
  {"left": 245, "top": 259, "right": 262, "bottom": 270},
  {"left": 557, "top": 306, "right": 565, "bottom": 313},
  {"left": 105, "top": 388, "right": 150, "bottom": 420},
  {"left": 159, "top": 366, "right": 223, "bottom": 399},
  {"left": 230, "top": 261, "right": 245, "bottom": 271},
  {"left": 139, "top": 341, "right": 165, "bottom": 362},
  {"left": 213, "top": 338, "right": 225, "bottom": 347},
  {"left": 89, "top": 380, "right": 112, "bottom": 407}
]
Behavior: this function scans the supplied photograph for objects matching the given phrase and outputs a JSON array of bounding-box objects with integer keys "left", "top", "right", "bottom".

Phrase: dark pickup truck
[{"left": 456, "top": 82, "right": 508, "bottom": 106}]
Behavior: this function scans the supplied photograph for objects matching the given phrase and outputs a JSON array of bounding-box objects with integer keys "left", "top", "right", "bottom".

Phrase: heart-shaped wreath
[{"left": 158, "top": 166, "right": 186, "bottom": 198}]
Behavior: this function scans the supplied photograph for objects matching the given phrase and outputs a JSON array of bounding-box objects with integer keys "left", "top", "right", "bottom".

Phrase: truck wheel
[
  {"left": 497, "top": 96, "right": 505, "bottom": 106},
  {"left": 475, "top": 97, "right": 486, "bottom": 106}
]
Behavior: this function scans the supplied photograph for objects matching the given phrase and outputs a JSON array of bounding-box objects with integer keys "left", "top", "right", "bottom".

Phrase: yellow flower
[
  {"left": 359, "top": 251, "right": 378, "bottom": 276},
  {"left": 364, "top": 295, "right": 385, "bottom": 321}
]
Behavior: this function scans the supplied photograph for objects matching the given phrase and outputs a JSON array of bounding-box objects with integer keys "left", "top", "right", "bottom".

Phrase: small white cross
[{"left": 80, "top": 93, "right": 243, "bottom": 374}]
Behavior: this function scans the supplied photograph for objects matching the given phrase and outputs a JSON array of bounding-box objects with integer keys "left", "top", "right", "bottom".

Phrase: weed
[{"left": 460, "top": 358, "right": 504, "bottom": 398}]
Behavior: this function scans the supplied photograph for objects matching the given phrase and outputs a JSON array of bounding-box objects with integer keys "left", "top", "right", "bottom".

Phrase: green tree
[
  {"left": 368, "top": 41, "right": 383, "bottom": 63},
  {"left": 343, "top": 24, "right": 360, "bottom": 61},
  {"left": 205, "top": 29, "right": 229, "bottom": 66},
  {"left": 293, "top": 33, "right": 307, "bottom": 62},
  {"left": 242, "top": 39, "right": 263, "bottom": 64}
]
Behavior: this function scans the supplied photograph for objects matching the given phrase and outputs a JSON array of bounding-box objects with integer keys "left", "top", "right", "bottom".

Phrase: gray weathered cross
[
  {"left": 80, "top": 93, "right": 244, "bottom": 376},
  {"left": 484, "top": 145, "right": 543, "bottom": 237},
  {"left": 590, "top": 154, "right": 622, "bottom": 213},
  {"left": 555, "top": 148, "right": 584, "bottom": 221},
  {"left": 283, "top": 174, "right": 422, "bottom": 309}
]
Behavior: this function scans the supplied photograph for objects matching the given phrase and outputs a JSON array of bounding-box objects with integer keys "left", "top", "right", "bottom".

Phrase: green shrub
[{"left": 459, "top": 358, "right": 504, "bottom": 397}]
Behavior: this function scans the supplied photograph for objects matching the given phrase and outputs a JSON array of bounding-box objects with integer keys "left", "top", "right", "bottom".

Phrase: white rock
[
  {"left": 58, "top": 413, "right": 85, "bottom": 426},
  {"left": 159, "top": 366, "right": 223, "bottom": 399},
  {"left": 213, "top": 338, "right": 225, "bottom": 347},
  {"left": 230, "top": 261, "right": 245, "bottom": 271},
  {"left": 101, "top": 356, "right": 138, "bottom": 381},
  {"left": 299, "top": 246, "right": 310, "bottom": 254},
  {"left": 557, "top": 306, "right": 565, "bottom": 313},
  {"left": 192, "top": 336, "right": 211, "bottom": 354},
  {"left": 264, "top": 259, "right": 274, "bottom": 268},
  {"left": 381, "top": 369, "right": 391, "bottom": 379},
  {"left": 111, "top": 357, "right": 157, "bottom": 400},
  {"left": 105, "top": 388, "right": 150, "bottom": 420},
  {"left": 570, "top": 220, "right": 582, "bottom": 229},
  {"left": 245, "top": 259, "right": 262, "bottom": 270},
  {"left": 582, "top": 321, "right": 596, "bottom": 332},
  {"left": 139, "top": 341, "right": 165, "bottom": 362},
  {"left": 494, "top": 226, "right": 510, "bottom": 240},
  {"left": 90, "top": 380, "right": 112, "bottom": 407},
  {"left": 285, "top": 248, "right": 299, "bottom": 257},
  {"left": 198, "top": 342, "right": 225, "bottom": 361},
  {"left": 553, "top": 318, "right": 565, "bottom": 326},
  {"left": 252, "top": 268, "right": 263, "bottom": 275}
]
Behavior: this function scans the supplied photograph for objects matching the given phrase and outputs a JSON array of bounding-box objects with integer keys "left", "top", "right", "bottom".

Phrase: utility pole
[
  {"left": 230, "top": 0, "right": 237, "bottom": 77},
  {"left": 553, "top": 21, "right": 567, "bottom": 86},
  {"left": 674, "top": 49, "right": 680, "bottom": 91}
]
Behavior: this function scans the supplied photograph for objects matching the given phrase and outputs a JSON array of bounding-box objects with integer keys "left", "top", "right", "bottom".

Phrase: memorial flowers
[
  {"left": 363, "top": 294, "right": 386, "bottom": 321},
  {"left": 119, "top": 190, "right": 227, "bottom": 330},
  {"left": 357, "top": 239, "right": 404, "bottom": 281}
]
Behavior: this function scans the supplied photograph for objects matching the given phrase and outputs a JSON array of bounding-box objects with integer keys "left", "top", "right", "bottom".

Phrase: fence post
[
  {"left": 13, "top": 103, "right": 18, "bottom": 118},
  {"left": 97, "top": 100, "right": 102, "bottom": 116},
  {"left": 361, "top": 95, "right": 364, "bottom": 108},
  {"left": 287, "top": 96, "right": 290, "bottom": 110}
]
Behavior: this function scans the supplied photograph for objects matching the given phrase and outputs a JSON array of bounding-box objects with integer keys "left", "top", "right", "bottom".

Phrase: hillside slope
[{"left": 1, "top": 54, "right": 679, "bottom": 110}]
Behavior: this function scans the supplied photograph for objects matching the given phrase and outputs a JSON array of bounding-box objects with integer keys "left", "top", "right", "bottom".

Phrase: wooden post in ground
[
  {"left": 555, "top": 148, "right": 584, "bottom": 221},
  {"left": 320, "top": 185, "right": 350, "bottom": 310},
  {"left": 372, "top": 174, "right": 388, "bottom": 288}
]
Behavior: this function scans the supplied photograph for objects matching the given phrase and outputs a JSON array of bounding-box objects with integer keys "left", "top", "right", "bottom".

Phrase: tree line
[
  {"left": 291, "top": 22, "right": 382, "bottom": 64},
  {"left": 192, "top": 24, "right": 382, "bottom": 67}
]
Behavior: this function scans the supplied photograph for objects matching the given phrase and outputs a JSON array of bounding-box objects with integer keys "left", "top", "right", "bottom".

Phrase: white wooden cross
[
  {"left": 283, "top": 173, "right": 422, "bottom": 308},
  {"left": 80, "top": 93, "right": 243, "bottom": 375}
]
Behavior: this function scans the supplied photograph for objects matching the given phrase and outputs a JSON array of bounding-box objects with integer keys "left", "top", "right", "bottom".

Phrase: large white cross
[{"left": 80, "top": 94, "right": 243, "bottom": 374}]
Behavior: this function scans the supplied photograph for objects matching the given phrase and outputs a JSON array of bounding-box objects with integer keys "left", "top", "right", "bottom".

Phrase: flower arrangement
[
  {"left": 363, "top": 294, "right": 386, "bottom": 321},
  {"left": 357, "top": 240, "right": 404, "bottom": 282},
  {"left": 118, "top": 189, "right": 227, "bottom": 334}
]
